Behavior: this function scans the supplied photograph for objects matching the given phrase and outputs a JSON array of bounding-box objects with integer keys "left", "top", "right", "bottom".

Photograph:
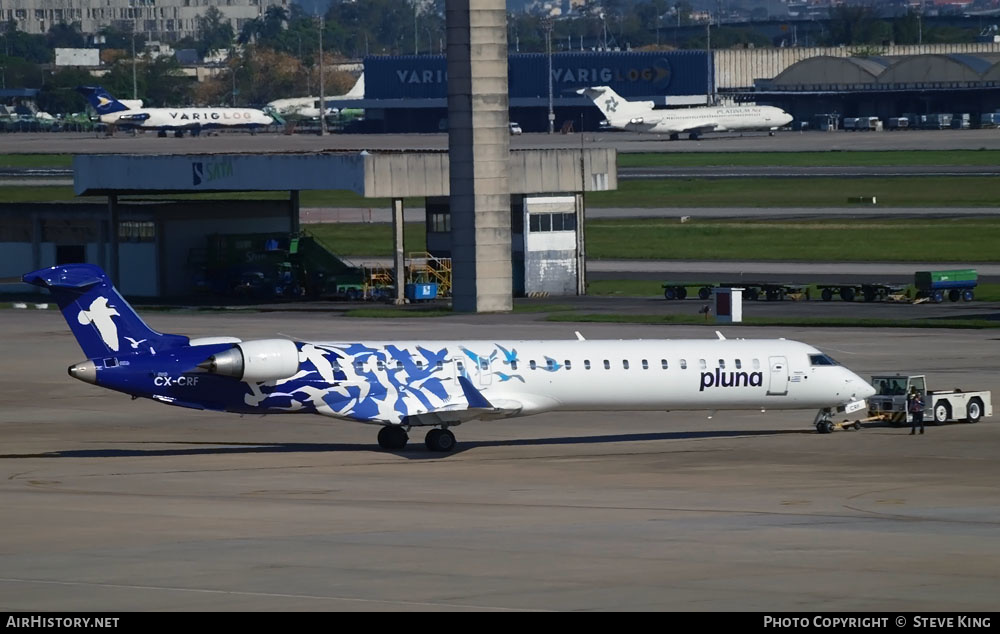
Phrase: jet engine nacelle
[{"left": 198, "top": 338, "right": 300, "bottom": 382}]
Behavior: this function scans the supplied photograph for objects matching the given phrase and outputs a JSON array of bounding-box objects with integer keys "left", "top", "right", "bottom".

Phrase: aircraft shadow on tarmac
[{"left": 0, "top": 428, "right": 812, "bottom": 461}]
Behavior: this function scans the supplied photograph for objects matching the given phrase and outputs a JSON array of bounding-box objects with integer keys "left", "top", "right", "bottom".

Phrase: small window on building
[
  {"left": 539, "top": 213, "right": 551, "bottom": 232},
  {"left": 529, "top": 214, "right": 540, "bottom": 232},
  {"left": 552, "top": 213, "right": 564, "bottom": 231},
  {"left": 563, "top": 213, "right": 577, "bottom": 231}
]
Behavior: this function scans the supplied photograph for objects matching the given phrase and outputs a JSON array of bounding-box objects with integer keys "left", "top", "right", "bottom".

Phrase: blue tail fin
[
  {"left": 76, "top": 85, "right": 130, "bottom": 116},
  {"left": 23, "top": 264, "right": 188, "bottom": 359}
]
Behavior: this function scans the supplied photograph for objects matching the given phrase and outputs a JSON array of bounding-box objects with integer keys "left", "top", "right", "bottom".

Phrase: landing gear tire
[
  {"left": 669, "top": 133, "right": 679, "bottom": 141},
  {"left": 688, "top": 132, "right": 700, "bottom": 140},
  {"left": 816, "top": 421, "right": 833, "bottom": 434},
  {"left": 377, "top": 425, "right": 409, "bottom": 450},
  {"left": 425, "top": 428, "right": 456, "bottom": 452}
]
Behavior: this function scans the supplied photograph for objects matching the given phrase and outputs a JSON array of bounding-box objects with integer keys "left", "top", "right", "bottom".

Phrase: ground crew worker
[{"left": 907, "top": 387, "right": 925, "bottom": 435}]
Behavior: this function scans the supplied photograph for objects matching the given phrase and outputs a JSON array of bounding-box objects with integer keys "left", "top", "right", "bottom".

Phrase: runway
[
  {"left": 7, "top": 128, "right": 1000, "bottom": 154},
  {"left": 2, "top": 306, "right": 999, "bottom": 610}
]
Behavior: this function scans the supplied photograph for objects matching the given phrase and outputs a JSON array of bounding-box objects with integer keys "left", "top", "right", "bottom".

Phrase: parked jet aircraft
[
  {"left": 579, "top": 86, "right": 793, "bottom": 140},
  {"left": 77, "top": 86, "right": 274, "bottom": 137},
  {"left": 25, "top": 264, "right": 875, "bottom": 452},
  {"left": 266, "top": 73, "right": 365, "bottom": 119}
]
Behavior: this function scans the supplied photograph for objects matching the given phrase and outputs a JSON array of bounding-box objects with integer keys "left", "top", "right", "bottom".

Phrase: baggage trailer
[
  {"left": 815, "top": 282, "right": 906, "bottom": 302},
  {"left": 868, "top": 374, "right": 992, "bottom": 426},
  {"left": 662, "top": 281, "right": 805, "bottom": 301},
  {"left": 914, "top": 269, "right": 977, "bottom": 303}
]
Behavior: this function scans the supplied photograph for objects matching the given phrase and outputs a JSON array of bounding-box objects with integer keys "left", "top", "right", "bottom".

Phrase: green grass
[
  {"left": 0, "top": 186, "right": 78, "bottom": 202},
  {"left": 547, "top": 313, "right": 1000, "bottom": 329},
  {"left": 586, "top": 218, "right": 1000, "bottom": 262},
  {"left": 512, "top": 303, "right": 575, "bottom": 313},
  {"left": 586, "top": 176, "right": 1000, "bottom": 208},
  {"left": 588, "top": 281, "right": 1000, "bottom": 301},
  {"left": 305, "top": 223, "right": 427, "bottom": 257},
  {"left": 618, "top": 150, "right": 1000, "bottom": 168},
  {"left": 0, "top": 154, "right": 72, "bottom": 168}
]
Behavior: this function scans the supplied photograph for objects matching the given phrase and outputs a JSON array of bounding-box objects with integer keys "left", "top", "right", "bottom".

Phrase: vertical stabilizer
[{"left": 22, "top": 264, "right": 187, "bottom": 359}]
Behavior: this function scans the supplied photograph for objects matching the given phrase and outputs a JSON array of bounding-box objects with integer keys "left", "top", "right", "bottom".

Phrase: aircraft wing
[
  {"left": 673, "top": 120, "right": 720, "bottom": 134},
  {"left": 404, "top": 376, "right": 523, "bottom": 426}
]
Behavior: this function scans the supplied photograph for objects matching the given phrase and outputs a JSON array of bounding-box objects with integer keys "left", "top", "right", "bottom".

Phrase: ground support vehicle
[
  {"left": 815, "top": 282, "right": 907, "bottom": 302},
  {"left": 662, "top": 281, "right": 806, "bottom": 302},
  {"left": 867, "top": 374, "right": 992, "bottom": 426},
  {"left": 914, "top": 269, "right": 977, "bottom": 303}
]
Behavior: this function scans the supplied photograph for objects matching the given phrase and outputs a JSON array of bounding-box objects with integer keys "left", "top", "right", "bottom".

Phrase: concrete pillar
[
  {"left": 108, "top": 194, "right": 119, "bottom": 287},
  {"left": 575, "top": 192, "right": 586, "bottom": 295},
  {"left": 289, "top": 190, "right": 300, "bottom": 233},
  {"left": 392, "top": 197, "right": 405, "bottom": 305},
  {"left": 447, "top": 0, "right": 512, "bottom": 313}
]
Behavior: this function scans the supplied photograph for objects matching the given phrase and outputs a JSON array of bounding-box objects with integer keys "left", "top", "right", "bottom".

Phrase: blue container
[{"left": 405, "top": 283, "right": 438, "bottom": 301}]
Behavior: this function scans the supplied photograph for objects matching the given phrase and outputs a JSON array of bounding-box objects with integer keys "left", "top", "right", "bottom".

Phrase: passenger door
[{"left": 768, "top": 356, "right": 788, "bottom": 396}]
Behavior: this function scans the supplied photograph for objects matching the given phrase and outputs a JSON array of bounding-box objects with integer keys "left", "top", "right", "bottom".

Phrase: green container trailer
[{"left": 914, "top": 269, "right": 977, "bottom": 303}]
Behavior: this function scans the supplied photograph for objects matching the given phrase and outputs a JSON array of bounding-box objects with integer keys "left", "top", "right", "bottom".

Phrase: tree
[
  {"left": 892, "top": 11, "right": 920, "bottom": 45},
  {"left": 46, "top": 22, "right": 85, "bottom": 49},
  {"left": 196, "top": 7, "right": 235, "bottom": 58},
  {"left": 37, "top": 67, "right": 92, "bottom": 113},
  {"left": 3, "top": 20, "right": 51, "bottom": 63},
  {"left": 826, "top": 5, "right": 891, "bottom": 46}
]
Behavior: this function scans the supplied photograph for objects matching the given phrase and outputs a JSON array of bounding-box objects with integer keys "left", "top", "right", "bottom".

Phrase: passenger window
[
  {"left": 547, "top": 359, "right": 557, "bottom": 370},
  {"left": 661, "top": 359, "right": 668, "bottom": 369},
  {"left": 480, "top": 359, "right": 489, "bottom": 370},
  {"left": 511, "top": 360, "right": 518, "bottom": 370},
  {"left": 415, "top": 360, "right": 423, "bottom": 369},
  {"left": 603, "top": 360, "right": 610, "bottom": 369},
  {"left": 436, "top": 361, "right": 443, "bottom": 370},
  {"left": 699, "top": 359, "right": 707, "bottom": 370},
  {"left": 584, "top": 360, "right": 591, "bottom": 370},
  {"left": 680, "top": 359, "right": 687, "bottom": 369},
  {"left": 354, "top": 361, "right": 364, "bottom": 372},
  {"left": 623, "top": 360, "right": 630, "bottom": 370},
  {"left": 719, "top": 359, "right": 725, "bottom": 369},
  {"left": 530, "top": 360, "right": 537, "bottom": 370},
  {"left": 752, "top": 359, "right": 760, "bottom": 370},
  {"left": 735, "top": 359, "right": 742, "bottom": 369},
  {"left": 377, "top": 360, "right": 385, "bottom": 371},
  {"left": 642, "top": 359, "right": 648, "bottom": 369},
  {"left": 457, "top": 361, "right": 464, "bottom": 372},
  {"left": 565, "top": 360, "right": 572, "bottom": 370}
]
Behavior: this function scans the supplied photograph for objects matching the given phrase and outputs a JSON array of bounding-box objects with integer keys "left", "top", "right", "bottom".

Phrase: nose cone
[
  {"left": 781, "top": 112, "right": 793, "bottom": 126},
  {"left": 68, "top": 360, "right": 97, "bottom": 385},
  {"left": 860, "top": 381, "right": 876, "bottom": 399}
]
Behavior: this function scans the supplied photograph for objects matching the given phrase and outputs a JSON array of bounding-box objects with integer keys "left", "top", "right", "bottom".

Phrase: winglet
[
  {"left": 716, "top": 331, "right": 726, "bottom": 340},
  {"left": 575, "top": 331, "right": 586, "bottom": 341},
  {"left": 457, "top": 376, "right": 494, "bottom": 409}
]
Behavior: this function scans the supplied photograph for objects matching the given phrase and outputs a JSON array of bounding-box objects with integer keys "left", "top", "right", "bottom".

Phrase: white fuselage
[
  {"left": 288, "top": 338, "right": 874, "bottom": 424},
  {"left": 100, "top": 107, "right": 274, "bottom": 130},
  {"left": 631, "top": 105, "right": 793, "bottom": 134}
]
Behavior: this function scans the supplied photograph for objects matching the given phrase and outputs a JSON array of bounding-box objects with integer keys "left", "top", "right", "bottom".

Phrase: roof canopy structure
[
  {"left": 758, "top": 53, "right": 1000, "bottom": 92},
  {"left": 73, "top": 149, "right": 617, "bottom": 197}
]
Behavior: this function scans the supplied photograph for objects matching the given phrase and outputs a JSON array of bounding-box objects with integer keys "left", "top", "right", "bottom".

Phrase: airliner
[
  {"left": 266, "top": 73, "right": 365, "bottom": 119},
  {"left": 579, "top": 86, "right": 793, "bottom": 140},
  {"left": 25, "top": 264, "right": 875, "bottom": 452},
  {"left": 77, "top": 86, "right": 275, "bottom": 137}
]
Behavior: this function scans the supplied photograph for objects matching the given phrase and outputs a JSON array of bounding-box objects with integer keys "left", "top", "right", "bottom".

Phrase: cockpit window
[{"left": 809, "top": 354, "right": 839, "bottom": 366}]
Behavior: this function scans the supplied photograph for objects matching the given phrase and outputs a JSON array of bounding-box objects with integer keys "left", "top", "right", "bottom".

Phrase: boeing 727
[
  {"left": 267, "top": 73, "right": 365, "bottom": 119},
  {"left": 579, "top": 86, "right": 793, "bottom": 140},
  {"left": 77, "top": 86, "right": 275, "bottom": 137},
  {"left": 26, "top": 264, "right": 875, "bottom": 452}
]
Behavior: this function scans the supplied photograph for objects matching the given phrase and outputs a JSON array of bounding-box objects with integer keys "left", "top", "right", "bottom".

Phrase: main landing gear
[{"left": 376, "top": 425, "right": 456, "bottom": 452}]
